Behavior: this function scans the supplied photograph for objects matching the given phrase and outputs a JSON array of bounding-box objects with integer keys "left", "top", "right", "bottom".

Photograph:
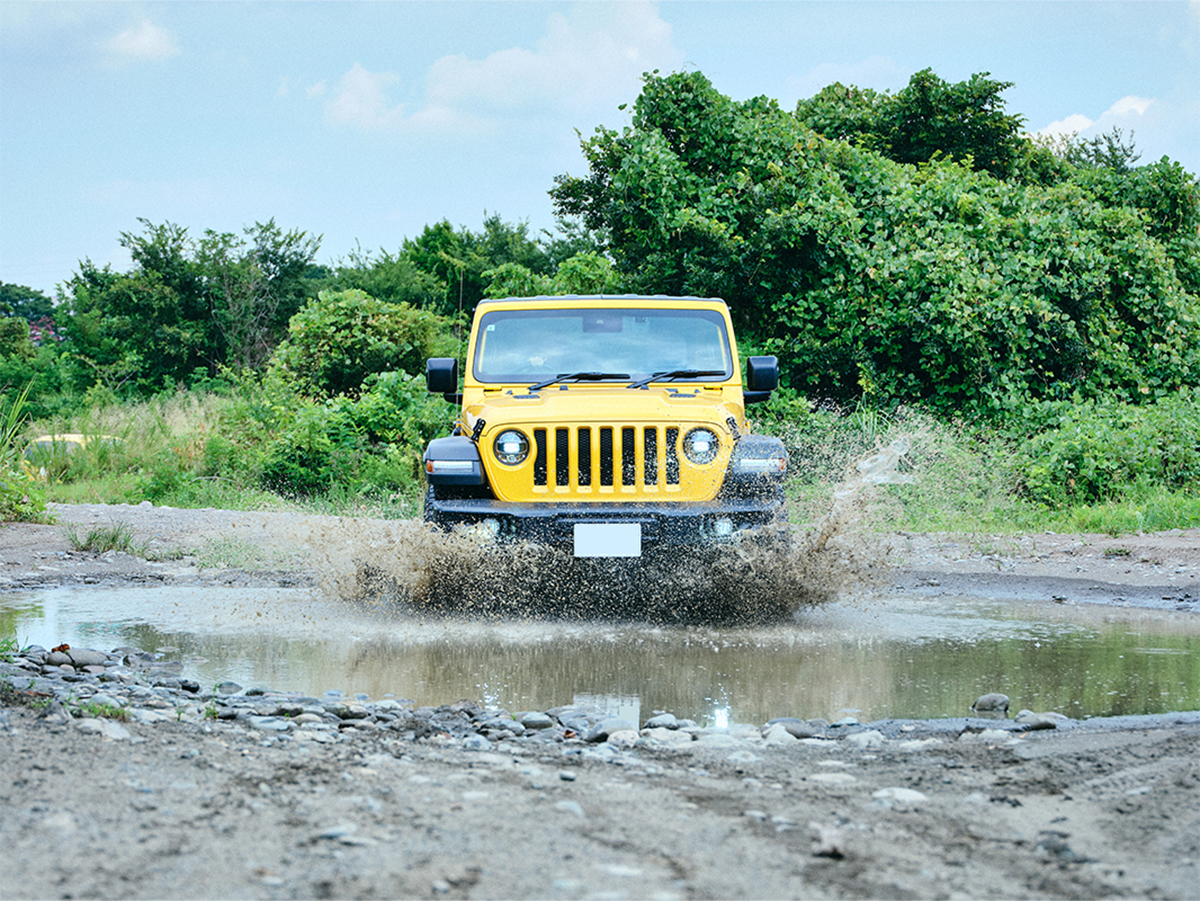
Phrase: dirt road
[{"left": 1, "top": 503, "right": 1198, "bottom": 900}]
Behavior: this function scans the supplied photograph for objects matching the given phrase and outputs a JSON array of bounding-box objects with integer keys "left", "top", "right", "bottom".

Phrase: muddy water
[{"left": 3, "top": 586, "right": 1198, "bottom": 727}]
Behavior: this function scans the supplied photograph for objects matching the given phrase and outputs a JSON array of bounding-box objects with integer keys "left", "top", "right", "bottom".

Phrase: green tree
[
  {"left": 552, "top": 69, "right": 1200, "bottom": 418},
  {"left": 795, "top": 69, "right": 1027, "bottom": 177},
  {"left": 58, "top": 219, "right": 320, "bottom": 393},
  {"left": 268, "top": 288, "right": 456, "bottom": 397},
  {"left": 0, "top": 283, "right": 54, "bottom": 321}
]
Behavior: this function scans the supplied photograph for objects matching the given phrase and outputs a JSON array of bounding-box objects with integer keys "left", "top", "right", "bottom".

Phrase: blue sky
[{"left": 3, "top": 1, "right": 1198, "bottom": 297}]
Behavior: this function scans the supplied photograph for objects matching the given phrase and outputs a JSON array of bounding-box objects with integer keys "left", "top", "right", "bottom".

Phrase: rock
[
  {"left": 65, "top": 648, "right": 108, "bottom": 667},
  {"left": 809, "top": 822, "right": 846, "bottom": 858},
  {"left": 641, "top": 727, "right": 694, "bottom": 745},
  {"left": 215, "top": 681, "right": 242, "bottom": 695},
  {"left": 643, "top": 713, "right": 679, "bottom": 730},
  {"left": 765, "top": 717, "right": 821, "bottom": 739},
  {"left": 44, "top": 651, "right": 71, "bottom": 667},
  {"left": 830, "top": 717, "right": 859, "bottom": 727},
  {"left": 605, "top": 729, "right": 639, "bottom": 749},
  {"left": 960, "top": 728, "right": 1014, "bottom": 743},
  {"left": 75, "top": 718, "right": 132, "bottom": 741},
  {"left": 558, "top": 770, "right": 577, "bottom": 782},
  {"left": 555, "top": 800, "right": 585, "bottom": 818},
  {"left": 872, "top": 787, "right": 928, "bottom": 807},
  {"left": 462, "top": 734, "right": 491, "bottom": 751},
  {"left": 845, "top": 730, "right": 886, "bottom": 750},
  {"left": 518, "top": 711, "right": 554, "bottom": 730},
  {"left": 971, "top": 693, "right": 1010, "bottom": 719},
  {"left": 248, "top": 716, "right": 291, "bottom": 732},
  {"left": 763, "top": 723, "right": 799, "bottom": 746},
  {"left": 584, "top": 717, "right": 636, "bottom": 743},
  {"left": 1015, "top": 710, "right": 1064, "bottom": 730}
]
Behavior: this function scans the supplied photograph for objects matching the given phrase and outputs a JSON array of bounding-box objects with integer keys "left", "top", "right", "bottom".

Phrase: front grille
[{"left": 531, "top": 425, "right": 682, "bottom": 492}]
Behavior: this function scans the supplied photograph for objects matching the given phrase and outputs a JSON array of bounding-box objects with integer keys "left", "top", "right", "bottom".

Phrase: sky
[{"left": 2, "top": 1, "right": 1198, "bottom": 297}]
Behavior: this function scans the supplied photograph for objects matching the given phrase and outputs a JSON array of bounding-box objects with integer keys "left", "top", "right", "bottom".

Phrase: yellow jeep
[{"left": 422, "top": 295, "right": 787, "bottom": 558}]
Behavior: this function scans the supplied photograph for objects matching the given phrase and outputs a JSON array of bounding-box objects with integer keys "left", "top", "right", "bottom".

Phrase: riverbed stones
[{"left": 971, "top": 693, "right": 1010, "bottom": 719}]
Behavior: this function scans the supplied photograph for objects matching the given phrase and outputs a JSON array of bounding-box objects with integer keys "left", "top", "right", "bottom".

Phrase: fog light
[{"left": 713, "top": 517, "right": 734, "bottom": 538}]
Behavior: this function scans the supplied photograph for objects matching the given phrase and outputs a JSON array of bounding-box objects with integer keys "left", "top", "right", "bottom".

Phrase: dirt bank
[{"left": 2, "top": 503, "right": 1199, "bottom": 900}]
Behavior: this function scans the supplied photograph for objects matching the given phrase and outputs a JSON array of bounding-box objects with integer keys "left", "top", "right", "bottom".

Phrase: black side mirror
[
  {"left": 746, "top": 356, "right": 779, "bottom": 392},
  {"left": 426, "top": 357, "right": 459, "bottom": 396}
]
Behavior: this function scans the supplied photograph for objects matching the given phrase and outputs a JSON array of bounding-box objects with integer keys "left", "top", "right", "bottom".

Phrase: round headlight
[
  {"left": 493, "top": 429, "right": 529, "bottom": 465},
  {"left": 683, "top": 427, "right": 720, "bottom": 465}
]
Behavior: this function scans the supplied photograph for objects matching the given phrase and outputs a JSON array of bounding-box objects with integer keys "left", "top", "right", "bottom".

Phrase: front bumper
[{"left": 423, "top": 492, "right": 784, "bottom": 547}]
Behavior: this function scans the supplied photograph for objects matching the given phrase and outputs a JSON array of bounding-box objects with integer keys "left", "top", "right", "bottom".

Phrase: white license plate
[{"left": 573, "top": 523, "right": 642, "bottom": 558}]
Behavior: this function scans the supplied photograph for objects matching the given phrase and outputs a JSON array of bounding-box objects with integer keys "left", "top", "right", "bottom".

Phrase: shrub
[
  {"left": 268, "top": 289, "right": 456, "bottom": 397},
  {"left": 1016, "top": 389, "right": 1200, "bottom": 507}
]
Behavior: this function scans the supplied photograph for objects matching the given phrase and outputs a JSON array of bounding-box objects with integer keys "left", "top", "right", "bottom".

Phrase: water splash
[{"left": 270, "top": 441, "right": 911, "bottom": 624}]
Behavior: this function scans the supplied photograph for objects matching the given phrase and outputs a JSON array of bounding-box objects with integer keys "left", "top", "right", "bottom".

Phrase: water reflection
[{"left": 2, "top": 587, "right": 1198, "bottom": 725}]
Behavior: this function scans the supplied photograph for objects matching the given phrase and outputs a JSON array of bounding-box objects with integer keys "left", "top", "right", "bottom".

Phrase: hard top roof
[{"left": 475, "top": 293, "right": 728, "bottom": 309}]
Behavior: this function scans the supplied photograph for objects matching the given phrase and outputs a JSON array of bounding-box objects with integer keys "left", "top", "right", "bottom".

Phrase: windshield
[{"left": 472, "top": 308, "right": 734, "bottom": 384}]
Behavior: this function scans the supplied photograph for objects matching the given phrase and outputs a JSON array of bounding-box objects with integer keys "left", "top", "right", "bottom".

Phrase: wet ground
[
  {"left": 3, "top": 503, "right": 1200, "bottom": 899},
  {"left": 3, "top": 585, "right": 1199, "bottom": 727}
]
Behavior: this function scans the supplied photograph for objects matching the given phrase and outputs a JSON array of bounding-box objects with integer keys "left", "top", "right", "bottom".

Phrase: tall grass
[{"left": 23, "top": 384, "right": 1200, "bottom": 536}]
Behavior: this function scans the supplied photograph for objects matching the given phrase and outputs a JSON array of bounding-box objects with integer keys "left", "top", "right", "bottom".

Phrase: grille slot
[{"left": 555, "top": 428, "right": 570, "bottom": 486}]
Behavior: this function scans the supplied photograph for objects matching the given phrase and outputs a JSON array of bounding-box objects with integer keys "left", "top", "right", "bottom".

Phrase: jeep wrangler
[{"left": 422, "top": 295, "right": 788, "bottom": 558}]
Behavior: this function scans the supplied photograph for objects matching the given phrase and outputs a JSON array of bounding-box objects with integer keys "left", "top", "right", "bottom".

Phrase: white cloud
[
  {"left": 103, "top": 20, "right": 179, "bottom": 62},
  {"left": 316, "top": 2, "right": 682, "bottom": 135},
  {"left": 1037, "top": 95, "right": 1156, "bottom": 139},
  {"left": 1038, "top": 112, "right": 1095, "bottom": 138},
  {"left": 324, "top": 64, "right": 404, "bottom": 129}
]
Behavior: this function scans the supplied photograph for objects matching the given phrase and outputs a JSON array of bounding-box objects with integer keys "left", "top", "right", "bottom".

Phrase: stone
[
  {"left": 643, "top": 713, "right": 679, "bottom": 730},
  {"left": 872, "top": 787, "right": 928, "bottom": 807},
  {"left": 1015, "top": 710, "right": 1063, "bottom": 730},
  {"left": 845, "top": 730, "right": 886, "bottom": 750},
  {"left": 66, "top": 648, "right": 108, "bottom": 667},
  {"left": 765, "top": 717, "right": 821, "bottom": 739},
  {"left": 971, "top": 693, "right": 1010, "bottom": 719},
  {"left": 555, "top": 800, "right": 585, "bottom": 818},
  {"left": 248, "top": 716, "right": 292, "bottom": 732},
  {"left": 830, "top": 717, "right": 859, "bottom": 727},
  {"left": 584, "top": 717, "right": 636, "bottom": 743},
  {"left": 462, "top": 734, "right": 491, "bottom": 751},
  {"left": 75, "top": 718, "right": 132, "bottom": 741},
  {"left": 641, "top": 727, "right": 694, "bottom": 745},
  {"left": 518, "top": 711, "right": 554, "bottom": 730},
  {"left": 215, "top": 681, "right": 242, "bottom": 695},
  {"left": 763, "top": 723, "right": 799, "bottom": 746},
  {"left": 605, "top": 729, "right": 639, "bottom": 749}
]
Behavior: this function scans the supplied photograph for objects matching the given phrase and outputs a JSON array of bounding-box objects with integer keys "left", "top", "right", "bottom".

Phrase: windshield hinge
[
  {"left": 727, "top": 417, "right": 741, "bottom": 440},
  {"left": 471, "top": 419, "right": 486, "bottom": 443}
]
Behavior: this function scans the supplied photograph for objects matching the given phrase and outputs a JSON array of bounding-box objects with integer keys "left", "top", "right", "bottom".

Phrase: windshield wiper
[
  {"left": 527, "top": 371, "right": 631, "bottom": 392},
  {"left": 626, "top": 369, "right": 726, "bottom": 390}
]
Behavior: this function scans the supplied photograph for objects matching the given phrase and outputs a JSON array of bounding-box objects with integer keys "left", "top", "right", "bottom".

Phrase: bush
[
  {"left": 268, "top": 289, "right": 456, "bottom": 397},
  {"left": 1015, "top": 389, "right": 1200, "bottom": 507}
]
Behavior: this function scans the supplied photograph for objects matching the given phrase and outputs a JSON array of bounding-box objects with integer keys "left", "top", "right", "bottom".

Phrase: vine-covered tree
[{"left": 551, "top": 69, "right": 1200, "bottom": 417}]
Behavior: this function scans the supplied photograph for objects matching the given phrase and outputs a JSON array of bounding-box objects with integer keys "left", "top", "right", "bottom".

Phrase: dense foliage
[{"left": 551, "top": 69, "right": 1200, "bottom": 420}]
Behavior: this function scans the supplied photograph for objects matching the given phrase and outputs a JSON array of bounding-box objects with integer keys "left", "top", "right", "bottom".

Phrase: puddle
[{"left": 3, "top": 586, "right": 1198, "bottom": 727}]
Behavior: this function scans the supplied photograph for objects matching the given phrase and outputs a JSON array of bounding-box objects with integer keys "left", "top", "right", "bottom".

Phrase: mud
[{"left": 2, "top": 503, "right": 1199, "bottom": 899}]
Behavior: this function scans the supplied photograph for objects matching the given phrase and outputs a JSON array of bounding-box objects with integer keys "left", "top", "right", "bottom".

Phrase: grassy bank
[{"left": 10, "top": 385, "right": 1199, "bottom": 538}]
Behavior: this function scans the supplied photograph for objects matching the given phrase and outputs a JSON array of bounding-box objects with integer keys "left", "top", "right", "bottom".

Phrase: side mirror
[
  {"left": 426, "top": 357, "right": 458, "bottom": 396},
  {"left": 746, "top": 356, "right": 779, "bottom": 393}
]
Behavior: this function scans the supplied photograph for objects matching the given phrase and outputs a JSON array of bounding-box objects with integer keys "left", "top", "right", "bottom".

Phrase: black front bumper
[{"left": 423, "top": 492, "right": 784, "bottom": 546}]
